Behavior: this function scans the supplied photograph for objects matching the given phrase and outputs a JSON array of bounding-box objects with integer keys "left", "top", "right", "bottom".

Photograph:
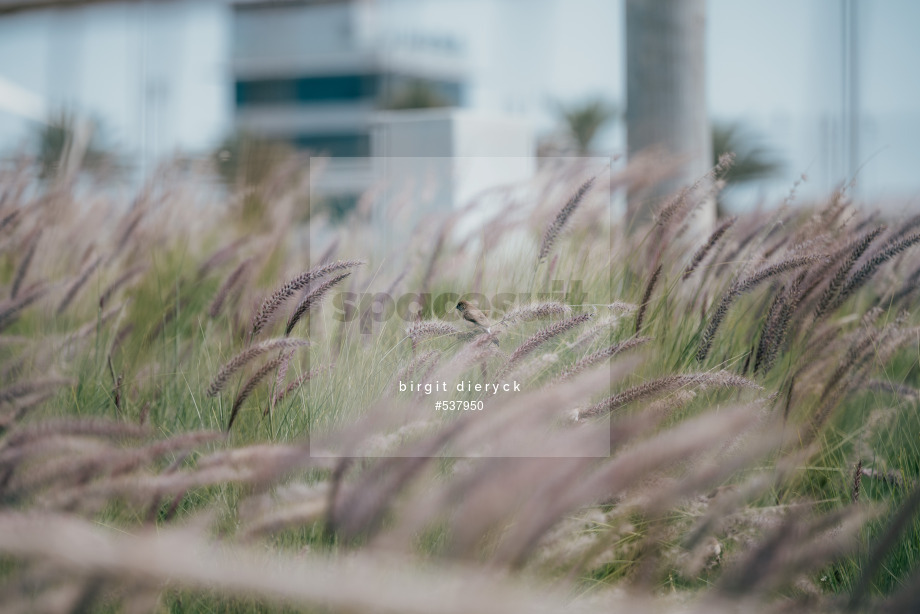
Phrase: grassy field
[{"left": 1, "top": 154, "right": 919, "bottom": 613}]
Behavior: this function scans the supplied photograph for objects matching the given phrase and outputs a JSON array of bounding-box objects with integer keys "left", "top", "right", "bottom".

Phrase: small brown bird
[{"left": 456, "top": 300, "right": 493, "bottom": 333}]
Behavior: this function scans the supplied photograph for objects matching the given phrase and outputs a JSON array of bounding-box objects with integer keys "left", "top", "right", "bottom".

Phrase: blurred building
[
  {"left": 232, "top": 0, "right": 467, "bottom": 157},
  {"left": 1, "top": 1, "right": 920, "bottom": 209}
]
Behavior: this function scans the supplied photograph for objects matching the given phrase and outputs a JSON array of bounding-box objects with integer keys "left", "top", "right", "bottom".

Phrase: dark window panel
[
  {"left": 236, "top": 74, "right": 380, "bottom": 106},
  {"left": 235, "top": 73, "right": 462, "bottom": 107},
  {"left": 293, "top": 133, "right": 370, "bottom": 157}
]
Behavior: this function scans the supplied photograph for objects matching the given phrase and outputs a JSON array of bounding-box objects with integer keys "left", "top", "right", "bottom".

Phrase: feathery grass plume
[
  {"left": 849, "top": 483, "right": 920, "bottom": 610},
  {"left": 608, "top": 300, "right": 638, "bottom": 312},
  {"left": 853, "top": 460, "right": 862, "bottom": 503},
  {"left": 683, "top": 216, "right": 736, "bottom": 280},
  {"left": 0, "top": 376, "right": 73, "bottom": 405},
  {"left": 820, "top": 325, "right": 881, "bottom": 402},
  {"left": 552, "top": 336, "right": 651, "bottom": 384},
  {"left": 755, "top": 270, "right": 808, "bottom": 374},
  {"left": 206, "top": 338, "right": 309, "bottom": 397},
  {"left": 500, "top": 313, "right": 592, "bottom": 377},
  {"left": 112, "top": 206, "right": 145, "bottom": 257},
  {"left": 578, "top": 371, "right": 761, "bottom": 419},
  {"left": 0, "top": 208, "right": 20, "bottom": 233},
  {"left": 697, "top": 255, "right": 820, "bottom": 362},
  {"left": 753, "top": 285, "right": 787, "bottom": 375},
  {"left": 813, "top": 226, "right": 886, "bottom": 321},
  {"left": 273, "top": 365, "right": 331, "bottom": 406},
  {"left": 892, "top": 262, "right": 920, "bottom": 305},
  {"left": 1, "top": 418, "right": 149, "bottom": 449},
  {"left": 0, "top": 390, "right": 56, "bottom": 433},
  {"left": 860, "top": 466, "right": 905, "bottom": 489},
  {"left": 796, "top": 240, "right": 854, "bottom": 309},
  {"left": 499, "top": 301, "right": 572, "bottom": 326},
  {"left": 209, "top": 258, "right": 251, "bottom": 318},
  {"left": 394, "top": 350, "right": 440, "bottom": 391},
  {"left": 865, "top": 379, "right": 919, "bottom": 401},
  {"left": 251, "top": 259, "right": 364, "bottom": 336},
  {"left": 196, "top": 237, "right": 246, "bottom": 279},
  {"left": 6, "top": 431, "right": 224, "bottom": 500},
  {"left": 272, "top": 349, "right": 295, "bottom": 394},
  {"left": 57, "top": 255, "right": 102, "bottom": 315},
  {"left": 656, "top": 153, "right": 734, "bottom": 232},
  {"left": 406, "top": 320, "right": 461, "bottom": 347},
  {"left": 826, "top": 233, "right": 920, "bottom": 314},
  {"left": 719, "top": 505, "right": 871, "bottom": 598},
  {"left": 495, "top": 405, "right": 757, "bottom": 567},
  {"left": 0, "top": 284, "right": 49, "bottom": 332},
  {"left": 0, "top": 512, "right": 589, "bottom": 614},
  {"left": 227, "top": 354, "right": 287, "bottom": 431},
  {"left": 567, "top": 314, "right": 620, "bottom": 350},
  {"left": 284, "top": 272, "right": 350, "bottom": 336},
  {"left": 538, "top": 175, "right": 596, "bottom": 262},
  {"left": 98, "top": 264, "right": 146, "bottom": 309},
  {"left": 888, "top": 211, "right": 920, "bottom": 244},
  {"left": 10, "top": 229, "right": 40, "bottom": 299},
  {"left": 635, "top": 264, "right": 662, "bottom": 334}
]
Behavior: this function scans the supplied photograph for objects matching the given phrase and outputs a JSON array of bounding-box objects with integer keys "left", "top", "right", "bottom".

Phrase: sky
[{"left": 0, "top": 0, "right": 919, "bottom": 207}]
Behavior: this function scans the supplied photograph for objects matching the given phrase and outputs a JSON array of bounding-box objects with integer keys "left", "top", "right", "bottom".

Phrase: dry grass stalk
[
  {"left": 697, "top": 255, "right": 820, "bottom": 362},
  {"left": 227, "top": 355, "right": 288, "bottom": 431},
  {"left": 406, "top": 320, "right": 460, "bottom": 346},
  {"left": 853, "top": 459, "right": 862, "bottom": 503},
  {"left": 284, "top": 272, "right": 350, "bottom": 336},
  {"left": 394, "top": 350, "right": 440, "bottom": 391},
  {"left": 579, "top": 371, "right": 762, "bottom": 419},
  {"left": 827, "top": 232, "right": 920, "bottom": 313},
  {"left": 635, "top": 264, "right": 662, "bottom": 334},
  {"left": 98, "top": 264, "right": 146, "bottom": 309},
  {"left": 553, "top": 336, "right": 651, "bottom": 384},
  {"left": 206, "top": 338, "right": 309, "bottom": 397},
  {"left": 251, "top": 259, "right": 363, "bottom": 336},
  {"left": 656, "top": 153, "right": 734, "bottom": 233},
  {"left": 755, "top": 271, "right": 806, "bottom": 374},
  {"left": 2, "top": 418, "right": 149, "bottom": 449},
  {"left": 538, "top": 175, "right": 596, "bottom": 261},
  {"left": 209, "top": 258, "right": 252, "bottom": 318},
  {"left": 196, "top": 237, "right": 247, "bottom": 279},
  {"left": 496, "top": 404, "right": 757, "bottom": 566},
  {"left": 502, "top": 313, "right": 592, "bottom": 376},
  {"left": 0, "top": 376, "right": 73, "bottom": 406},
  {"left": 865, "top": 379, "right": 919, "bottom": 401},
  {"left": 849, "top": 484, "right": 920, "bottom": 609},
  {"left": 10, "top": 228, "right": 40, "bottom": 299},
  {"left": 0, "top": 512, "right": 585, "bottom": 614},
  {"left": 812, "top": 225, "right": 886, "bottom": 321},
  {"left": 273, "top": 364, "right": 331, "bottom": 406},
  {"left": 57, "top": 255, "right": 103, "bottom": 315},
  {"left": 683, "top": 216, "right": 736, "bottom": 280},
  {"left": 499, "top": 301, "right": 572, "bottom": 326}
]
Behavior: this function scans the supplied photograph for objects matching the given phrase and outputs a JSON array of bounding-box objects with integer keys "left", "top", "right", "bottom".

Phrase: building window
[
  {"left": 236, "top": 74, "right": 380, "bottom": 106},
  {"left": 235, "top": 73, "right": 463, "bottom": 108},
  {"left": 293, "top": 133, "right": 370, "bottom": 157}
]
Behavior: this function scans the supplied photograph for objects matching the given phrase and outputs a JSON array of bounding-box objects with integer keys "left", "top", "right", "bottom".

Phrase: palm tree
[
  {"left": 711, "top": 121, "right": 782, "bottom": 216},
  {"left": 555, "top": 98, "right": 618, "bottom": 154}
]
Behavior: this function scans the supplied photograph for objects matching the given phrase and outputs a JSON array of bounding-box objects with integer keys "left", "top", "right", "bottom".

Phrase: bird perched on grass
[
  {"left": 456, "top": 299, "right": 493, "bottom": 333},
  {"left": 456, "top": 300, "right": 501, "bottom": 346}
]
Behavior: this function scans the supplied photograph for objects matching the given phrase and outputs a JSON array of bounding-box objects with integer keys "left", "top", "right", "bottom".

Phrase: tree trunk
[{"left": 626, "top": 0, "right": 712, "bottom": 229}]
